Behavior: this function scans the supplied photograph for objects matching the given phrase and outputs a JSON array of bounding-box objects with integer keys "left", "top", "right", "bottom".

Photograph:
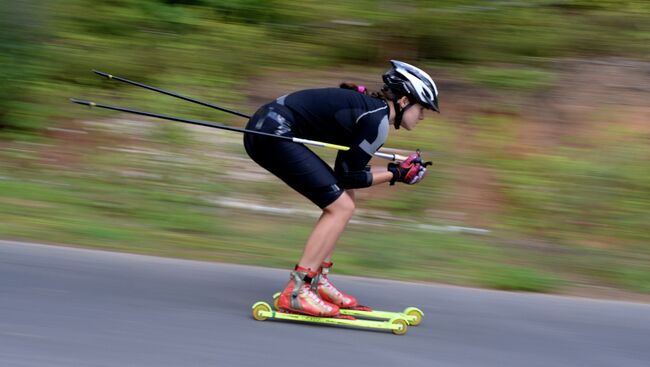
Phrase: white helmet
[{"left": 382, "top": 60, "right": 439, "bottom": 116}]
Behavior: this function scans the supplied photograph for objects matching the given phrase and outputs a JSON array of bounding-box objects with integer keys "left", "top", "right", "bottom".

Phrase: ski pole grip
[{"left": 373, "top": 152, "right": 408, "bottom": 162}]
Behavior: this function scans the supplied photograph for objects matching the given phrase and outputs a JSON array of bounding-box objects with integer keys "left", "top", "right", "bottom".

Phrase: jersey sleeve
[{"left": 334, "top": 112, "right": 389, "bottom": 189}]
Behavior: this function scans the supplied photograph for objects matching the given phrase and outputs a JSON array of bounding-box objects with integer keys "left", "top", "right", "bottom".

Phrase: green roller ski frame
[
  {"left": 252, "top": 302, "right": 409, "bottom": 335},
  {"left": 271, "top": 292, "right": 423, "bottom": 326}
]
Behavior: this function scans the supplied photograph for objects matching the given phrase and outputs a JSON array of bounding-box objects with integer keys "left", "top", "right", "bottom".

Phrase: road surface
[{"left": 1, "top": 240, "right": 649, "bottom": 367}]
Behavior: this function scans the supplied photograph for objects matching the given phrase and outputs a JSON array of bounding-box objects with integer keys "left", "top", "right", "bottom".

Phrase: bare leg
[
  {"left": 306, "top": 190, "right": 358, "bottom": 307},
  {"left": 297, "top": 191, "right": 355, "bottom": 271},
  {"left": 323, "top": 190, "right": 355, "bottom": 264}
]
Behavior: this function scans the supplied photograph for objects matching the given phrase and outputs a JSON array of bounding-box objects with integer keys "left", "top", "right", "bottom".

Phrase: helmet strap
[
  {"left": 393, "top": 97, "right": 415, "bottom": 130},
  {"left": 392, "top": 97, "right": 403, "bottom": 129}
]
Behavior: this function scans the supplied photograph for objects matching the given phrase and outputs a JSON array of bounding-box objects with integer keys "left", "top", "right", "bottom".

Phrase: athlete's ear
[{"left": 398, "top": 96, "right": 409, "bottom": 108}]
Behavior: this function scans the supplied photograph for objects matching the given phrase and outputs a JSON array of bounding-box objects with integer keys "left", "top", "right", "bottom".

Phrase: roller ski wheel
[
  {"left": 389, "top": 317, "right": 409, "bottom": 336},
  {"left": 403, "top": 307, "right": 424, "bottom": 326},
  {"left": 252, "top": 300, "right": 409, "bottom": 335},
  {"left": 273, "top": 292, "right": 280, "bottom": 310},
  {"left": 272, "top": 292, "right": 423, "bottom": 326},
  {"left": 252, "top": 302, "right": 272, "bottom": 321}
]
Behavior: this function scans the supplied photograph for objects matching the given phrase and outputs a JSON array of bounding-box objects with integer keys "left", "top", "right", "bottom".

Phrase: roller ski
[
  {"left": 251, "top": 265, "right": 420, "bottom": 334},
  {"left": 270, "top": 292, "right": 423, "bottom": 326},
  {"left": 279, "top": 261, "right": 422, "bottom": 325},
  {"left": 252, "top": 301, "right": 410, "bottom": 335}
]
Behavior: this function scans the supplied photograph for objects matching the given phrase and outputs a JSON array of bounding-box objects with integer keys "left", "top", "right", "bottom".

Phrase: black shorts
[{"left": 243, "top": 102, "right": 344, "bottom": 209}]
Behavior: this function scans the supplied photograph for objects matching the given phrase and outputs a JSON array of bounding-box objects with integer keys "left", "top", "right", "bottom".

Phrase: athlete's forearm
[{"left": 370, "top": 170, "right": 394, "bottom": 186}]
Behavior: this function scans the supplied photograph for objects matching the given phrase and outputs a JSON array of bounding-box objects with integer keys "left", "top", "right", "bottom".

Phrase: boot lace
[
  {"left": 321, "top": 276, "right": 344, "bottom": 298},
  {"left": 302, "top": 285, "right": 330, "bottom": 309}
]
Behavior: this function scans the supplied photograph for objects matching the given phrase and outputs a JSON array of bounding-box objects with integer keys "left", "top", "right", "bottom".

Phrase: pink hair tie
[{"left": 357, "top": 85, "right": 366, "bottom": 93}]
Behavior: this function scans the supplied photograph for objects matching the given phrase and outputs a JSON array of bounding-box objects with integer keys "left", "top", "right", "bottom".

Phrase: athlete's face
[{"left": 400, "top": 100, "right": 426, "bottom": 131}]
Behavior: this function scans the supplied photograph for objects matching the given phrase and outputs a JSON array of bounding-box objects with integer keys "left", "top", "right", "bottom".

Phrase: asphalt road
[{"left": 1, "top": 240, "right": 649, "bottom": 367}]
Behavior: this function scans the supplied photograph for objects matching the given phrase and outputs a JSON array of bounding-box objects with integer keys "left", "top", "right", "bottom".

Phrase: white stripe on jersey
[
  {"left": 355, "top": 105, "right": 388, "bottom": 124},
  {"left": 359, "top": 115, "right": 389, "bottom": 156}
]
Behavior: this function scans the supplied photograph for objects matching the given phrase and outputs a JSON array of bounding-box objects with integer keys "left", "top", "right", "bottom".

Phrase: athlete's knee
[
  {"left": 346, "top": 189, "right": 356, "bottom": 202},
  {"left": 324, "top": 192, "right": 355, "bottom": 218}
]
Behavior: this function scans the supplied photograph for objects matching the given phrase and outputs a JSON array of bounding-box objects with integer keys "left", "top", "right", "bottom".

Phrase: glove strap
[
  {"left": 390, "top": 175, "right": 398, "bottom": 186},
  {"left": 387, "top": 163, "right": 399, "bottom": 186}
]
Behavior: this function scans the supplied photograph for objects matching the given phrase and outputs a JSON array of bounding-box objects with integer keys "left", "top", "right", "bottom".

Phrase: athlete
[{"left": 243, "top": 60, "right": 439, "bottom": 317}]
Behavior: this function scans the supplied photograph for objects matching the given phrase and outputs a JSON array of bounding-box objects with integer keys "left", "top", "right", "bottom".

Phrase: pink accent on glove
[
  {"left": 401, "top": 152, "right": 427, "bottom": 184},
  {"left": 357, "top": 85, "right": 366, "bottom": 93},
  {"left": 404, "top": 165, "right": 427, "bottom": 184}
]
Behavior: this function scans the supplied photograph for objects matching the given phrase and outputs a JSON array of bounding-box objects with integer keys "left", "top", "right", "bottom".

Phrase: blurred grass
[
  {"left": 465, "top": 66, "right": 555, "bottom": 91},
  {"left": 3, "top": 0, "right": 649, "bottom": 133},
  {"left": 1, "top": 0, "right": 650, "bottom": 296},
  {"left": 0, "top": 165, "right": 565, "bottom": 292},
  {"left": 478, "top": 266, "right": 565, "bottom": 293},
  {"left": 1, "top": 116, "right": 648, "bottom": 295},
  {"left": 496, "top": 137, "right": 650, "bottom": 247}
]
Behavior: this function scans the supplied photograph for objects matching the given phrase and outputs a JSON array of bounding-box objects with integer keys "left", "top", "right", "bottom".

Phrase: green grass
[
  {"left": 2, "top": 86, "right": 650, "bottom": 296},
  {"left": 495, "top": 139, "right": 650, "bottom": 247},
  {"left": 466, "top": 66, "right": 555, "bottom": 91},
  {"left": 478, "top": 266, "right": 564, "bottom": 293},
  {"left": 613, "top": 268, "right": 650, "bottom": 293},
  {"left": 3, "top": 0, "right": 650, "bottom": 134},
  {"left": 1, "top": 0, "right": 649, "bottom": 297},
  {"left": 0, "top": 149, "right": 561, "bottom": 292}
]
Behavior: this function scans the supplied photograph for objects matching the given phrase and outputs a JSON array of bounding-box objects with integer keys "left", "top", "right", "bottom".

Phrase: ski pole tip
[
  {"left": 92, "top": 70, "right": 112, "bottom": 79},
  {"left": 70, "top": 98, "right": 95, "bottom": 107}
]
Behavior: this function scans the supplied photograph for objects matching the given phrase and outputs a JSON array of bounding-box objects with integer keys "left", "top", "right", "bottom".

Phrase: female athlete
[{"left": 244, "top": 60, "right": 440, "bottom": 317}]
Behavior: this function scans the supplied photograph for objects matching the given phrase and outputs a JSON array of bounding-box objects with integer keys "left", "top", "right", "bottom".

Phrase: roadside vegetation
[{"left": 1, "top": 0, "right": 649, "bottom": 296}]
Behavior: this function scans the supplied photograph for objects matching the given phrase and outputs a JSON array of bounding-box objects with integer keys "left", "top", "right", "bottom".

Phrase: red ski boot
[
  {"left": 312, "top": 262, "right": 358, "bottom": 309},
  {"left": 277, "top": 265, "right": 340, "bottom": 317}
]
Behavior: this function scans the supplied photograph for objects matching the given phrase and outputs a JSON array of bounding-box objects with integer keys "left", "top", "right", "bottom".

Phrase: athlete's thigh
[{"left": 247, "top": 138, "right": 342, "bottom": 208}]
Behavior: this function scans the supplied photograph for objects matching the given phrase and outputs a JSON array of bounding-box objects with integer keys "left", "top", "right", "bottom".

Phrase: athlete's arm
[
  {"left": 370, "top": 170, "right": 394, "bottom": 186},
  {"left": 334, "top": 149, "right": 372, "bottom": 189},
  {"left": 334, "top": 112, "right": 389, "bottom": 189}
]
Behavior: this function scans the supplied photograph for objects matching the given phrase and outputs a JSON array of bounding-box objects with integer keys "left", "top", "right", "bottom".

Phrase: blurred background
[{"left": 1, "top": 0, "right": 648, "bottom": 298}]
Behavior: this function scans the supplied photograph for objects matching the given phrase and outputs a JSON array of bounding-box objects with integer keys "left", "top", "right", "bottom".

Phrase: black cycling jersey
[
  {"left": 280, "top": 88, "right": 389, "bottom": 187},
  {"left": 278, "top": 88, "right": 388, "bottom": 145},
  {"left": 243, "top": 88, "right": 389, "bottom": 208}
]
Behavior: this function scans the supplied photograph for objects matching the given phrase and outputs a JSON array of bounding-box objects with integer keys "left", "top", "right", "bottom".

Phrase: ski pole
[
  {"left": 88, "top": 71, "right": 409, "bottom": 161},
  {"left": 373, "top": 151, "right": 407, "bottom": 161},
  {"left": 70, "top": 99, "right": 351, "bottom": 151},
  {"left": 93, "top": 70, "right": 250, "bottom": 119}
]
